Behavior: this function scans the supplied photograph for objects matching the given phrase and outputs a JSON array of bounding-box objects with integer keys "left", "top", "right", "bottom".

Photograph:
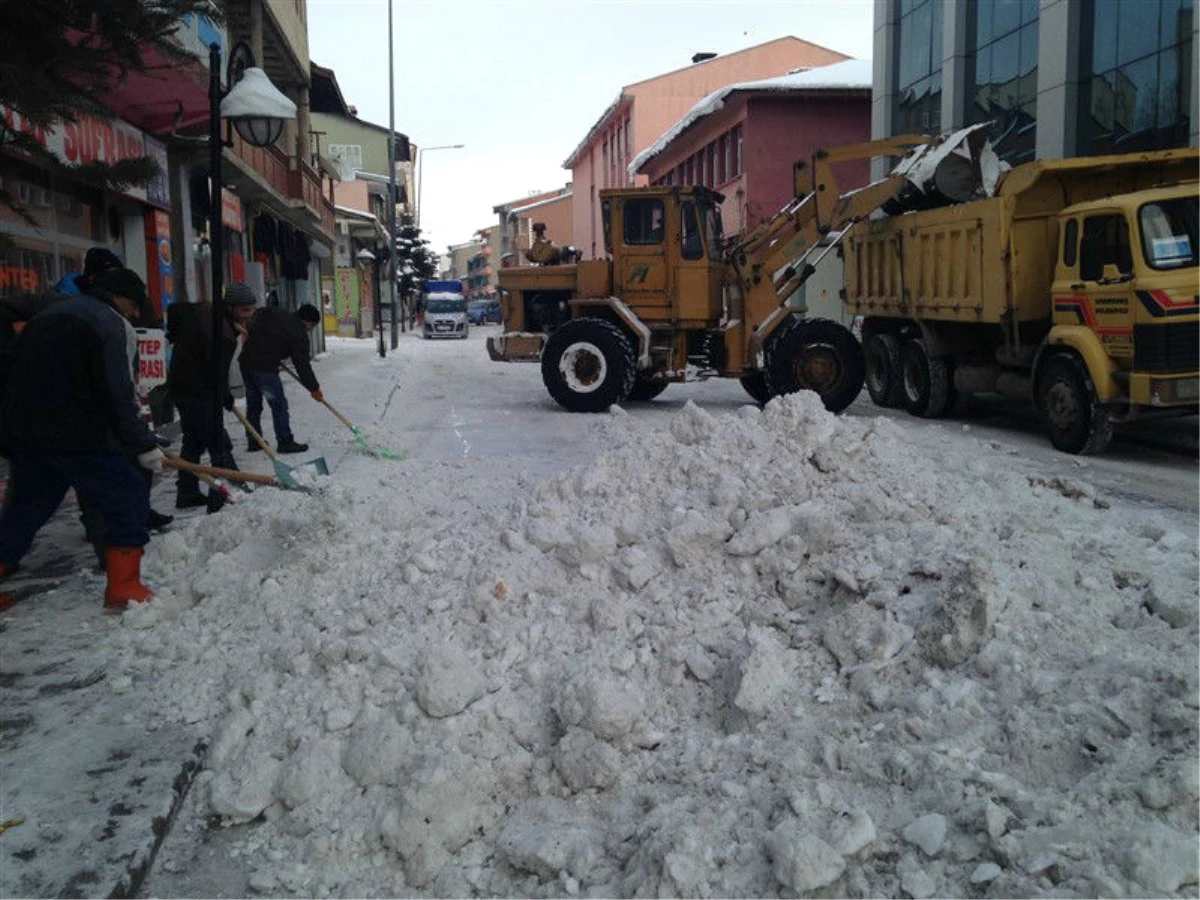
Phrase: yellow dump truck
[{"left": 844, "top": 147, "right": 1198, "bottom": 454}]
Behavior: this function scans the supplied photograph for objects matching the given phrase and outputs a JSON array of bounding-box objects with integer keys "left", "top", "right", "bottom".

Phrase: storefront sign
[
  {"left": 221, "top": 189, "right": 243, "bottom": 231},
  {"left": 335, "top": 266, "right": 360, "bottom": 327},
  {"left": 0, "top": 105, "right": 169, "bottom": 208},
  {"left": 135, "top": 328, "right": 168, "bottom": 390}
]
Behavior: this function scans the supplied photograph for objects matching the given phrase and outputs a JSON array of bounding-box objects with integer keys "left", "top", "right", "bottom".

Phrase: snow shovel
[
  {"left": 162, "top": 456, "right": 281, "bottom": 488},
  {"left": 161, "top": 450, "right": 235, "bottom": 511},
  {"left": 280, "top": 365, "right": 403, "bottom": 460},
  {"left": 230, "top": 406, "right": 329, "bottom": 489}
]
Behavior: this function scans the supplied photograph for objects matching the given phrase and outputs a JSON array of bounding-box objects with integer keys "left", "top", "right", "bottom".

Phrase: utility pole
[{"left": 386, "top": 0, "right": 399, "bottom": 346}]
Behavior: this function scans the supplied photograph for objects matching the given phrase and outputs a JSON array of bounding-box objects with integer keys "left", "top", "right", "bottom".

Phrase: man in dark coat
[
  {"left": 0, "top": 269, "right": 163, "bottom": 610},
  {"left": 165, "top": 283, "right": 257, "bottom": 508},
  {"left": 240, "top": 302, "right": 322, "bottom": 454}
]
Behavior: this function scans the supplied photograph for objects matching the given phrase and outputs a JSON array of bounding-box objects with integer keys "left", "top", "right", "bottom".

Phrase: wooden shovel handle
[
  {"left": 279, "top": 364, "right": 358, "bottom": 432},
  {"left": 230, "top": 406, "right": 278, "bottom": 460},
  {"left": 162, "top": 456, "right": 279, "bottom": 486}
]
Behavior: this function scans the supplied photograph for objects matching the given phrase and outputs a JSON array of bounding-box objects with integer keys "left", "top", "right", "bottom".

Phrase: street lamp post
[{"left": 207, "top": 41, "right": 295, "bottom": 448}]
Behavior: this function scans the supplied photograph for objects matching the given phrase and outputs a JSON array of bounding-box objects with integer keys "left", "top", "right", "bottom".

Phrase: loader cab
[{"left": 601, "top": 186, "right": 725, "bottom": 326}]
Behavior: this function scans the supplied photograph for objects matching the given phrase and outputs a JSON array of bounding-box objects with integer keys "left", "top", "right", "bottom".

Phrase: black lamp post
[{"left": 206, "top": 41, "right": 295, "bottom": 447}]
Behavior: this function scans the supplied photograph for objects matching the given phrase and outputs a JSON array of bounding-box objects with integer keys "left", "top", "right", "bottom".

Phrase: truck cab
[{"left": 1050, "top": 185, "right": 1198, "bottom": 411}]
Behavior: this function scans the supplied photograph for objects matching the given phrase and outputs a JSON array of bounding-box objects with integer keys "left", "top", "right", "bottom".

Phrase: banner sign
[{"left": 0, "top": 105, "right": 169, "bottom": 208}]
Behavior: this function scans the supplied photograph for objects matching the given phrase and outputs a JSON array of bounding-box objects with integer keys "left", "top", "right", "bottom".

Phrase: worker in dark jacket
[
  {"left": 166, "top": 283, "right": 257, "bottom": 509},
  {"left": 239, "top": 302, "right": 322, "bottom": 454},
  {"left": 0, "top": 270, "right": 163, "bottom": 610}
]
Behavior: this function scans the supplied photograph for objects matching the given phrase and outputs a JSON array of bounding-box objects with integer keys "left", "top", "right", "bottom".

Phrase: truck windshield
[
  {"left": 1139, "top": 196, "right": 1198, "bottom": 270},
  {"left": 427, "top": 298, "right": 466, "bottom": 313}
]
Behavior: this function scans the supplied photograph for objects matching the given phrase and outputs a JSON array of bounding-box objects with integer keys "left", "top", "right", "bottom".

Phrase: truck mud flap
[{"left": 487, "top": 333, "right": 546, "bottom": 362}]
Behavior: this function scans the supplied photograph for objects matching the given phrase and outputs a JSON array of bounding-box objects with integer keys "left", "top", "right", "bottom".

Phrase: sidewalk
[{"left": 0, "top": 422, "right": 211, "bottom": 899}]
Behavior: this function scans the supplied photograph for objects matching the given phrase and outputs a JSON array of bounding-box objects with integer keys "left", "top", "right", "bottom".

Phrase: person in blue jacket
[{"left": 54, "top": 247, "right": 123, "bottom": 296}]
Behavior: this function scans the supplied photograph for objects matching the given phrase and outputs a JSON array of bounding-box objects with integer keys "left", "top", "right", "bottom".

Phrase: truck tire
[
  {"left": 740, "top": 371, "right": 771, "bottom": 405},
  {"left": 541, "top": 317, "right": 636, "bottom": 412},
  {"left": 900, "top": 338, "right": 950, "bottom": 418},
  {"left": 764, "top": 318, "right": 865, "bottom": 414},
  {"left": 864, "top": 332, "right": 903, "bottom": 408},
  {"left": 627, "top": 374, "right": 669, "bottom": 402},
  {"left": 1037, "top": 355, "right": 1113, "bottom": 455}
]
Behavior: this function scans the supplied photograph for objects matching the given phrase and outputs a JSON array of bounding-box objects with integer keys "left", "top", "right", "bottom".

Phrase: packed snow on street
[{"left": 11, "top": 332, "right": 1200, "bottom": 897}]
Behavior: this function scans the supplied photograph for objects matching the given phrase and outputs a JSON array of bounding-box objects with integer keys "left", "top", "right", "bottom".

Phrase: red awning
[
  {"left": 66, "top": 30, "right": 211, "bottom": 138},
  {"left": 101, "top": 45, "right": 211, "bottom": 137}
]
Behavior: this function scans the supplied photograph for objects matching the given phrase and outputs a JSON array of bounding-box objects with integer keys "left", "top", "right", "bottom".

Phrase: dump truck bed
[{"left": 843, "top": 146, "right": 1199, "bottom": 325}]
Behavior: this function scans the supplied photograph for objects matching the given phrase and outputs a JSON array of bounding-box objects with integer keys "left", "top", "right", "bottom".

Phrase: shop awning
[
  {"left": 104, "top": 45, "right": 211, "bottom": 137},
  {"left": 66, "top": 30, "right": 211, "bottom": 138}
]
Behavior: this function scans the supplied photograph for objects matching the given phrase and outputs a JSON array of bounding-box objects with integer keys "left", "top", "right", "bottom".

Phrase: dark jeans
[
  {"left": 0, "top": 446, "right": 149, "bottom": 565},
  {"left": 174, "top": 396, "right": 237, "bottom": 497},
  {"left": 79, "top": 459, "right": 154, "bottom": 557},
  {"left": 243, "top": 369, "right": 292, "bottom": 444}
]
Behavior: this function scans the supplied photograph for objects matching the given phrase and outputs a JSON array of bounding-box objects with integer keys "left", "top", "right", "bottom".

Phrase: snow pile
[{"left": 118, "top": 393, "right": 1198, "bottom": 897}]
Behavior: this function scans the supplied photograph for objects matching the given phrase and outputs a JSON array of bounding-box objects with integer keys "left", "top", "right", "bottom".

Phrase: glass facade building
[{"left": 874, "top": 0, "right": 1196, "bottom": 172}]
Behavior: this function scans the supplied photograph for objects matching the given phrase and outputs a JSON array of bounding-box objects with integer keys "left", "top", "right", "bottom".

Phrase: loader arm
[{"left": 729, "top": 128, "right": 992, "bottom": 350}]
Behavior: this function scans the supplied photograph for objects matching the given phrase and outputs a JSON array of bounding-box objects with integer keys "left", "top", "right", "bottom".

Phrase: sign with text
[
  {"left": 0, "top": 105, "right": 169, "bottom": 208},
  {"left": 135, "top": 328, "right": 168, "bottom": 390}
]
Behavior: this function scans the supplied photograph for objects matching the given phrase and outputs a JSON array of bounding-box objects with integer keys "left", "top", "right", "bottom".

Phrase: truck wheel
[
  {"left": 1037, "top": 355, "right": 1113, "bottom": 454},
  {"left": 764, "top": 318, "right": 865, "bottom": 413},
  {"left": 864, "top": 333, "right": 903, "bottom": 408},
  {"left": 541, "top": 317, "right": 636, "bottom": 412},
  {"left": 740, "top": 371, "right": 771, "bottom": 405},
  {"left": 627, "top": 374, "right": 669, "bottom": 402},
  {"left": 900, "top": 338, "right": 950, "bottom": 418}
]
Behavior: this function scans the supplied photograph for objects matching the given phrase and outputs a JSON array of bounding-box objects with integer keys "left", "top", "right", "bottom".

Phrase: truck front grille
[{"left": 1135, "top": 321, "right": 1199, "bottom": 373}]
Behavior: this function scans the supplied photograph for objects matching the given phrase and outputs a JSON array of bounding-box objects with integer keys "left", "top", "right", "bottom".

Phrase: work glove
[
  {"left": 223, "top": 392, "right": 235, "bottom": 412},
  {"left": 137, "top": 447, "right": 165, "bottom": 472},
  {"left": 311, "top": 389, "right": 324, "bottom": 402}
]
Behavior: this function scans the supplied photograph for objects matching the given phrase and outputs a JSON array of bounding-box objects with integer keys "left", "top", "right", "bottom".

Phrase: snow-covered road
[{"left": 1, "top": 329, "right": 1195, "bottom": 899}]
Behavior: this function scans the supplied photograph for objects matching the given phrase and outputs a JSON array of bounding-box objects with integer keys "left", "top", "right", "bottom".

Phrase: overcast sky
[{"left": 307, "top": 0, "right": 875, "bottom": 251}]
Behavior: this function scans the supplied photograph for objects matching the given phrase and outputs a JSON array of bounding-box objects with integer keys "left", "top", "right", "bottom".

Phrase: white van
[{"left": 423, "top": 292, "right": 469, "bottom": 339}]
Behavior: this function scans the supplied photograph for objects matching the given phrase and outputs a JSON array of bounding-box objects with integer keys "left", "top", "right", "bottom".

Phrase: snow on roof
[{"left": 628, "top": 58, "right": 872, "bottom": 177}]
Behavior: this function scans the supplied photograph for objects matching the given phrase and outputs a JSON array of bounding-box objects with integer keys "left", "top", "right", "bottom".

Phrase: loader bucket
[{"left": 886, "top": 122, "right": 1003, "bottom": 214}]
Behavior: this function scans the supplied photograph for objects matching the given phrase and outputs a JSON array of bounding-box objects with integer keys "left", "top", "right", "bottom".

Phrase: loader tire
[
  {"left": 764, "top": 318, "right": 865, "bottom": 414},
  {"left": 864, "top": 332, "right": 903, "bottom": 408},
  {"left": 900, "top": 338, "right": 950, "bottom": 418},
  {"left": 627, "top": 374, "right": 669, "bottom": 402},
  {"left": 542, "top": 317, "right": 636, "bottom": 413},
  {"left": 1037, "top": 355, "right": 1113, "bottom": 455},
  {"left": 740, "top": 371, "right": 771, "bottom": 405}
]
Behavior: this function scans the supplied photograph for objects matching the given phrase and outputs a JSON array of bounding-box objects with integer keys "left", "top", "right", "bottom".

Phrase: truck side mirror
[{"left": 1079, "top": 233, "right": 1104, "bottom": 281}]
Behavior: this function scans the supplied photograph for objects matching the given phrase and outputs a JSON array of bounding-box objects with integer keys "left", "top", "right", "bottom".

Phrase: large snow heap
[{"left": 120, "top": 392, "right": 1199, "bottom": 897}]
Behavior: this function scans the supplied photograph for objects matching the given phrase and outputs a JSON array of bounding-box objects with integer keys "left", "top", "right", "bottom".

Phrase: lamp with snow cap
[{"left": 206, "top": 40, "right": 296, "bottom": 441}]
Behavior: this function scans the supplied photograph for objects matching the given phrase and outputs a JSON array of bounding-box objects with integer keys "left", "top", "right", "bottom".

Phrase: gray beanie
[{"left": 224, "top": 283, "right": 258, "bottom": 306}]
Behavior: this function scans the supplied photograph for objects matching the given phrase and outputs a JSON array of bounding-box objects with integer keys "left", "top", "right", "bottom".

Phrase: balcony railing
[{"left": 229, "top": 132, "right": 334, "bottom": 239}]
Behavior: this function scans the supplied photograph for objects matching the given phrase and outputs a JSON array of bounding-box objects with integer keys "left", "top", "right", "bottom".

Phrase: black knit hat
[
  {"left": 296, "top": 303, "right": 321, "bottom": 323},
  {"left": 83, "top": 248, "right": 123, "bottom": 278},
  {"left": 224, "top": 283, "right": 258, "bottom": 306},
  {"left": 90, "top": 267, "right": 148, "bottom": 307}
]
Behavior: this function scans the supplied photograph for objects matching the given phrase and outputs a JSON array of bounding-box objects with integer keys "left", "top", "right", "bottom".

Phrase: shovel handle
[
  {"left": 162, "top": 456, "right": 279, "bottom": 486},
  {"left": 230, "top": 406, "right": 279, "bottom": 460},
  {"left": 280, "top": 365, "right": 359, "bottom": 433},
  {"left": 320, "top": 398, "right": 357, "bottom": 432}
]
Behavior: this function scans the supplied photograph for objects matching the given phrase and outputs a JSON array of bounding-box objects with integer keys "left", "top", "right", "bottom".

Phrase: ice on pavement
[{"left": 119, "top": 366, "right": 1197, "bottom": 896}]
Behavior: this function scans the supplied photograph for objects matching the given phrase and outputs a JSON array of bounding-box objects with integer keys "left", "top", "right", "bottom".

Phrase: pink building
[
  {"left": 563, "top": 37, "right": 850, "bottom": 259},
  {"left": 629, "top": 59, "right": 873, "bottom": 237}
]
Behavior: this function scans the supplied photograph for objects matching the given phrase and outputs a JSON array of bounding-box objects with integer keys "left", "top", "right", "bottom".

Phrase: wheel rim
[
  {"left": 903, "top": 355, "right": 927, "bottom": 402},
  {"left": 559, "top": 341, "right": 607, "bottom": 393},
  {"left": 1043, "top": 379, "right": 1081, "bottom": 432},
  {"left": 865, "top": 342, "right": 887, "bottom": 393},
  {"left": 793, "top": 344, "right": 843, "bottom": 393}
]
